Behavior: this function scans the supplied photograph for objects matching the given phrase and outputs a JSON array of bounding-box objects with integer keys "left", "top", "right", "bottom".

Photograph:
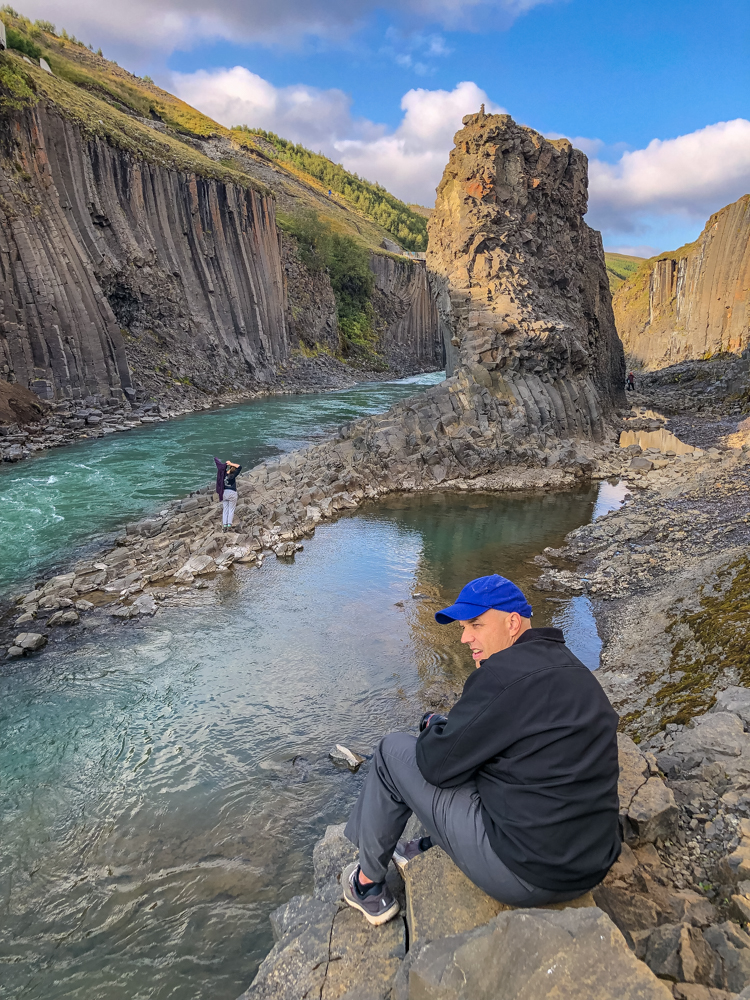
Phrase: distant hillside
[
  {"left": 604, "top": 252, "right": 644, "bottom": 292},
  {"left": 611, "top": 194, "right": 750, "bottom": 369},
  {"left": 0, "top": 8, "right": 425, "bottom": 254},
  {"left": 238, "top": 129, "right": 427, "bottom": 251}
]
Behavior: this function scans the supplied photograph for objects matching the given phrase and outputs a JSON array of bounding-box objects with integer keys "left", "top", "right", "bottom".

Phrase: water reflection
[{"left": 619, "top": 427, "right": 695, "bottom": 454}]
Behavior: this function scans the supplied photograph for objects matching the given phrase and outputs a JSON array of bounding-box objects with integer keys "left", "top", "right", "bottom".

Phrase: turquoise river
[{"left": 0, "top": 374, "right": 626, "bottom": 1000}]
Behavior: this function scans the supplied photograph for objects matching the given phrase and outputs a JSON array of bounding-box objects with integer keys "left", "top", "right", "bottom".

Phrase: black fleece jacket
[{"left": 415, "top": 628, "right": 621, "bottom": 892}]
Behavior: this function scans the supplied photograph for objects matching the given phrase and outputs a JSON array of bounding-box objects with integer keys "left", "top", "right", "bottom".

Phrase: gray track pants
[
  {"left": 344, "top": 732, "right": 584, "bottom": 906},
  {"left": 222, "top": 489, "right": 237, "bottom": 526}
]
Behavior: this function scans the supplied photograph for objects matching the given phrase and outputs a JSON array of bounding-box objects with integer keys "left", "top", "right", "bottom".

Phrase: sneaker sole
[
  {"left": 392, "top": 852, "right": 409, "bottom": 874},
  {"left": 343, "top": 891, "right": 401, "bottom": 926}
]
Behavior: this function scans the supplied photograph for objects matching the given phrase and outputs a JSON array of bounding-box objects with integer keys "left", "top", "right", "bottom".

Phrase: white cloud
[
  {"left": 16, "top": 0, "right": 555, "bottom": 58},
  {"left": 171, "top": 68, "right": 376, "bottom": 155},
  {"left": 172, "top": 70, "right": 501, "bottom": 205},
  {"left": 586, "top": 119, "right": 750, "bottom": 235},
  {"left": 336, "top": 82, "right": 504, "bottom": 203},
  {"left": 604, "top": 245, "right": 659, "bottom": 259}
]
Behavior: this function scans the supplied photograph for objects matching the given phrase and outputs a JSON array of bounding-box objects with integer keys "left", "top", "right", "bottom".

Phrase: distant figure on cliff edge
[
  {"left": 214, "top": 457, "right": 241, "bottom": 532},
  {"left": 627, "top": 371, "right": 635, "bottom": 391},
  {"left": 340, "top": 574, "right": 621, "bottom": 925}
]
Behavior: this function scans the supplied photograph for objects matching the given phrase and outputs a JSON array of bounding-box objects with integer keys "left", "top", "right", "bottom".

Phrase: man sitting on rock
[{"left": 342, "top": 574, "right": 621, "bottom": 925}]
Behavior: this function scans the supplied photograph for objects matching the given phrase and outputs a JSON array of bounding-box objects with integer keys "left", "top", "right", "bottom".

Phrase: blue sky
[{"left": 22, "top": 0, "right": 750, "bottom": 255}]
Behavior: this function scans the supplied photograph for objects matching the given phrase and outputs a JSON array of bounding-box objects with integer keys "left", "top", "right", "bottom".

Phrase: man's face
[{"left": 459, "top": 609, "right": 528, "bottom": 665}]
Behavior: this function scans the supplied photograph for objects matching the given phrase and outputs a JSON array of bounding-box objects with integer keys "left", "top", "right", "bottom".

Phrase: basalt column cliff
[
  {"left": 428, "top": 110, "right": 625, "bottom": 437},
  {"left": 613, "top": 194, "right": 750, "bottom": 369},
  {"left": 0, "top": 105, "right": 286, "bottom": 403}
]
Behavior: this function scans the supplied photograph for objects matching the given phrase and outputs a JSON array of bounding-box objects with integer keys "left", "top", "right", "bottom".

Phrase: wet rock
[
  {"left": 12, "top": 632, "right": 47, "bottom": 652},
  {"left": 14, "top": 612, "right": 35, "bottom": 626},
  {"left": 7, "top": 646, "right": 24, "bottom": 658},
  {"left": 329, "top": 745, "right": 365, "bottom": 771},
  {"left": 403, "top": 907, "right": 673, "bottom": 1000},
  {"left": 132, "top": 594, "right": 157, "bottom": 616}
]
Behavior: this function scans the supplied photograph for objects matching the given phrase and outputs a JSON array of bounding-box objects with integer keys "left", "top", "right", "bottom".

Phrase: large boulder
[
  {"left": 670, "top": 714, "right": 748, "bottom": 765},
  {"left": 618, "top": 734, "right": 678, "bottom": 846},
  {"left": 402, "top": 845, "right": 593, "bottom": 946},
  {"left": 399, "top": 906, "right": 673, "bottom": 1000}
]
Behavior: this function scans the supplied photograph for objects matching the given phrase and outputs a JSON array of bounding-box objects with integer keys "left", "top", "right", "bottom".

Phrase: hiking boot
[
  {"left": 392, "top": 836, "right": 433, "bottom": 873},
  {"left": 341, "top": 862, "right": 400, "bottom": 926}
]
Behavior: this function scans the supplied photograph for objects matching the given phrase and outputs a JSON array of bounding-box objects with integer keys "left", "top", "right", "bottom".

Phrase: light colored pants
[
  {"left": 222, "top": 490, "right": 237, "bottom": 526},
  {"left": 345, "top": 732, "right": 583, "bottom": 906}
]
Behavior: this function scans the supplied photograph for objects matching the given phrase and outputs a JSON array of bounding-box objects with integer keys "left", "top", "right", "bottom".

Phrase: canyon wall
[
  {"left": 614, "top": 194, "right": 750, "bottom": 369},
  {"left": 0, "top": 105, "right": 287, "bottom": 403},
  {"left": 0, "top": 104, "right": 441, "bottom": 411},
  {"left": 370, "top": 253, "right": 444, "bottom": 371}
]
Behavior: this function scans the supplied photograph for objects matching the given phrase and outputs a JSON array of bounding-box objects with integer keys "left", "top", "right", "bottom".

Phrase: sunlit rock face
[
  {"left": 613, "top": 194, "right": 750, "bottom": 369},
  {"left": 427, "top": 110, "right": 625, "bottom": 437}
]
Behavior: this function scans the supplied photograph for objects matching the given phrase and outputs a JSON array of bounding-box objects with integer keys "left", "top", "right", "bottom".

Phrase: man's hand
[{"left": 419, "top": 711, "right": 448, "bottom": 732}]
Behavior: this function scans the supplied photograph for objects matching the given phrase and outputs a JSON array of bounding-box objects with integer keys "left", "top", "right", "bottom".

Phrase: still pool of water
[
  {"left": 0, "top": 373, "right": 444, "bottom": 596},
  {"left": 0, "top": 484, "right": 626, "bottom": 1000}
]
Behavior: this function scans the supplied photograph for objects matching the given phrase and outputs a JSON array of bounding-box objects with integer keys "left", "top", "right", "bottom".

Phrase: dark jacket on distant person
[
  {"left": 214, "top": 457, "right": 227, "bottom": 500},
  {"left": 415, "top": 627, "right": 621, "bottom": 892}
]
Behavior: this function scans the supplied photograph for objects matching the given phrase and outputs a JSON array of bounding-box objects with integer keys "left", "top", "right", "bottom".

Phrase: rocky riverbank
[
  {"left": 0, "top": 352, "right": 438, "bottom": 465},
  {"left": 238, "top": 715, "right": 750, "bottom": 999}
]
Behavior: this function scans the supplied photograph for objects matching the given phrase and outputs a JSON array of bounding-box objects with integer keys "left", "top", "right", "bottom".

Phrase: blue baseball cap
[{"left": 435, "top": 574, "right": 533, "bottom": 624}]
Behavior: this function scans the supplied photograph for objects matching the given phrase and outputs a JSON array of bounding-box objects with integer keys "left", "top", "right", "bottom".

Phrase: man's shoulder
[{"left": 481, "top": 635, "right": 589, "bottom": 686}]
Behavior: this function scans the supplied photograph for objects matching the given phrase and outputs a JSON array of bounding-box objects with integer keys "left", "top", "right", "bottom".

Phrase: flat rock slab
[
  {"left": 402, "top": 906, "right": 673, "bottom": 1000},
  {"left": 403, "top": 846, "right": 594, "bottom": 944}
]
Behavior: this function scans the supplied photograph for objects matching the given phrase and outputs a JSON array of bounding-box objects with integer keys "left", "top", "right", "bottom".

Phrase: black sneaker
[
  {"left": 341, "top": 862, "right": 400, "bottom": 926},
  {"left": 392, "top": 837, "right": 432, "bottom": 873}
]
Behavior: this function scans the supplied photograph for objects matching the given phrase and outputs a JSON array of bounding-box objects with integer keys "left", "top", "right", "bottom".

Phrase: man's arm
[{"left": 416, "top": 671, "right": 507, "bottom": 788}]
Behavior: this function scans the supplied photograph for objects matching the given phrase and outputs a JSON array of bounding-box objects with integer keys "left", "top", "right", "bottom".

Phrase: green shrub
[
  {"left": 5, "top": 24, "right": 41, "bottom": 59},
  {"left": 34, "top": 19, "right": 56, "bottom": 33},
  {"left": 279, "top": 210, "right": 379, "bottom": 357},
  {"left": 0, "top": 53, "right": 36, "bottom": 109}
]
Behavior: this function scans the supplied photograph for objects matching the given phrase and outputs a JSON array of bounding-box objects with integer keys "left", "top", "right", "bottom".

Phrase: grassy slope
[
  {"left": 604, "top": 252, "right": 644, "bottom": 292},
  {"left": 0, "top": 10, "right": 425, "bottom": 253}
]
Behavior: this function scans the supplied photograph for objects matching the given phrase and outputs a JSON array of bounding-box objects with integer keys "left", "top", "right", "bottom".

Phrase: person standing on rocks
[
  {"left": 627, "top": 371, "right": 635, "bottom": 391},
  {"left": 341, "top": 574, "right": 621, "bottom": 926},
  {"left": 214, "top": 457, "right": 242, "bottom": 532}
]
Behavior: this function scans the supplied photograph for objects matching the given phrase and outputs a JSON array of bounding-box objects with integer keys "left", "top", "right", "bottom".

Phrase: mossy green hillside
[
  {"left": 279, "top": 210, "right": 386, "bottom": 367},
  {"left": 0, "top": 9, "right": 428, "bottom": 254},
  {"left": 652, "top": 556, "right": 750, "bottom": 727},
  {"left": 234, "top": 128, "right": 428, "bottom": 253},
  {"left": 604, "top": 252, "right": 643, "bottom": 292}
]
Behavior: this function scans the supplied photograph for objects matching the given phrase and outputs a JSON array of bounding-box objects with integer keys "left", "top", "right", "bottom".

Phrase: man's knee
[{"left": 377, "top": 731, "right": 418, "bottom": 762}]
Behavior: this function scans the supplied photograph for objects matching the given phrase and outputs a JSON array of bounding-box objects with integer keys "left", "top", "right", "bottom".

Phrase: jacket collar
[
  {"left": 479, "top": 627, "right": 565, "bottom": 666},
  {"left": 514, "top": 627, "right": 565, "bottom": 645}
]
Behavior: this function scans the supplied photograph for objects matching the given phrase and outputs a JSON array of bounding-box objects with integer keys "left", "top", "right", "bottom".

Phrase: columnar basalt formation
[
  {"left": 428, "top": 111, "right": 624, "bottom": 426},
  {"left": 614, "top": 195, "right": 750, "bottom": 369},
  {"left": 0, "top": 105, "right": 287, "bottom": 403},
  {"left": 369, "top": 253, "right": 443, "bottom": 371},
  {"left": 0, "top": 104, "right": 441, "bottom": 416}
]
